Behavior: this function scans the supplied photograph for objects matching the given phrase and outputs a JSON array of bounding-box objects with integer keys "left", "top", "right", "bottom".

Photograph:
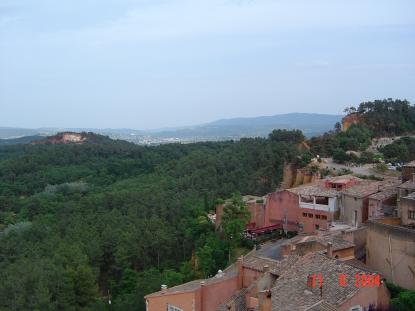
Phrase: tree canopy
[{"left": 0, "top": 132, "right": 303, "bottom": 310}]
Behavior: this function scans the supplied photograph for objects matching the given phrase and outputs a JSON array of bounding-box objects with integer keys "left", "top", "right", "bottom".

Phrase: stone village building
[
  {"left": 147, "top": 162, "right": 415, "bottom": 310},
  {"left": 216, "top": 175, "right": 401, "bottom": 235},
  {"left": 145, "top": 233, "right": 390, "bottom": 311},
  {"left": 366, "top": 163, "right": 415, "bottom": 290}
]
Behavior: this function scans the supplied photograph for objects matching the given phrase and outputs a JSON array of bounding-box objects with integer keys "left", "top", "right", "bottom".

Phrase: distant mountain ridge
[
  {"left": 151, "top": 113, "right": 342, "bottom": 140},
  {"left": 0, "top": 113, "right": 342, "bottom": 145},
  {"left": 0, "top": 135, "right": 45, "bottom": 146},
  {"left": 209, "top": 113, "right": 342, "bottom": 126}
]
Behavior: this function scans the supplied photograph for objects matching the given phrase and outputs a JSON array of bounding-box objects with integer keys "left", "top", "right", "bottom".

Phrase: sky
[{"left": 0, "top": 0, "right": 414, "bottom": 129}]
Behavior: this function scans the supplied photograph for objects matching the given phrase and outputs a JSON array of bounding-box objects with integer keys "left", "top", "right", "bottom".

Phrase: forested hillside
[
  {"left": 2, "top": 99, "right": 413, "bottom": 310},
  {"left": 345, "top": 98, "right": 415, "bottom": 136},
  {"left": 309, "top": 99, "right": 415, "bottom": 163},
  {"left": 0, "top": 131, "right": 305, "bottom": 310}
]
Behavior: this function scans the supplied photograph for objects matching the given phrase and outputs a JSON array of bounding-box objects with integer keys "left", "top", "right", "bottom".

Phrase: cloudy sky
[{"left": 1, "top": 0, "right": 414, "bottom": 129}]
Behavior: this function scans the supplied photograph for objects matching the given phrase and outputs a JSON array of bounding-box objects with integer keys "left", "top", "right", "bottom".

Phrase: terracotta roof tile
[
  {"left": 243, "top": 255, "right": 281, "bottom": 273},
  {"left": 368, "top": 187, "right": 397, "bottom": 201},
  {"left": 145, "top": 266, "right": 237, "bottom": 298},
  {"left": 270, "top": 252, "right": 380, "bottom": 310},
  {"left": 282, "top": 234, "right": 354, "bottom": 252},
  {"left": 399, "top": 180, "right": 415, "bottom": 190},
  {"left": 340, "top": 180, "right": 382, "bottom": 198},
  {"left": 305, "top": 301, "right": 337, "bottom": 311},
  {"left": 287, "top": 182, "right": 339, "bottom": 198}
]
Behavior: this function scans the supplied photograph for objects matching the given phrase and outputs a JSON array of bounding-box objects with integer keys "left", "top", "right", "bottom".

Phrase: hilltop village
[{"left": 145, "top": 160, "right": 415, "bottom": 311}]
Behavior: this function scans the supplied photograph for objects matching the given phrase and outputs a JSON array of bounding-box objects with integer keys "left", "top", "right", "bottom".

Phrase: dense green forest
[{"left": 0, "top": 130, "right": 305, "bottom": 310}]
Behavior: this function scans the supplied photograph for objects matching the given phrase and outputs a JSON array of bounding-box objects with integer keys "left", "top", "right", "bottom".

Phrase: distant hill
[
  {"left": 209, "top": 113, "right": 342, "bottom": 127},
  {"left": 151, "top": 113, "right": 342, "bottom": 140},
  {"left": 0, "top": 135, "right": 45, "bottom": 146},
  {"left": 0, "top": 127, "right": 42, "bottom": 139},
  {"left": 0, "top": 113, "right": 342, "bottom": 144},
  {"left": 31, "top": 132, "right": 124, "bottom": 146}
]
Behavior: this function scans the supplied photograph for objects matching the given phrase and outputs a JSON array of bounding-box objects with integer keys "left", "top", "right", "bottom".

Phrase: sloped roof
[
  {"left": 287, "top": 181, "right": 339, "bottom": 198},
  {"left": 305, "top": 301, "right": 337, "bottom": 311},
  {"left": 403, "top": 160, "right": 415, "bottom": 167},
  {"left": 282, "top": 234, "right": 354, "bottom": 252},
  {"left": 399, "top": 180, "right": 415, "bottom": 190},
  {"left": 341, "top": 259, "right": 378, "bottom": 273},
  {"left": 368, "top": 187, "right": 397, "bottom": 201},
  {"left": 145, "top": 265, "right": 237, "bottom": 298},
  {"left": 270, "top": 252, "right": 379, "bottom": 311},
  {"left": 242, "top": 255, "right": 281, "bottom": 272},
  {"left": 327, "top": 175, "right": 361, "bottom": 183},
  {"left": 341, "top": 180, "right": 382, "bottom": 198}
]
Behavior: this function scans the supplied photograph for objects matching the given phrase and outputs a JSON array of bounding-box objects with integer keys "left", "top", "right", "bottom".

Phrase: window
[
  {"left": 302, "top": 212, "right": 307, "bottom": 217},
  {"left": 315, "top": 196, "right": 329, "bottom": 205},
  {"left": 409, "top": 210, "right": 415, "bottom": 220},
  {"left": 308, "top": 213, "right": 313, "bottom": 218},
  {"left": 315, "top": 224, "right": 320, "bottom": 230},
  {"left": 393, "top": 209, "right": 398, "bottom": 217},
  {"left": 315, "top": 214, "right": 321, "bottom": 219},
  {"left": 349, "top": 306, "right": 362, "bottom": 311},
  {"left": 330, "top": 183, "right": 342, "bottom": 191},
  {"left": 168, "top": 305, "right": 184, "bottom": 311},
  {"left": 321, "top": 215, "right": 327, "bottom": 220},
  {"left": 301, "top": 196, "right": 314, "bottom": 203}
]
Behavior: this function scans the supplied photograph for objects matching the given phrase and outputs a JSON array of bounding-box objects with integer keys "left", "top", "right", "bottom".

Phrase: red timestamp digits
[
  {"left": 307, "top": 273, "right": 381, "bottom": 288},
  {"left": 338, "top": 273, "right": 381, "bottom": 287},
  {"left": 354, "top": 273, "right": 381, "bottom": 288}
]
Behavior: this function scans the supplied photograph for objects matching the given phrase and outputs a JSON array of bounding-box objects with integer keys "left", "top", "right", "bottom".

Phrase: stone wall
[
  {"left": 366, "top": 220, "right": 415, "bottom": 289},
  {"left": 400, "top": 196, "right": 415, "bottom": 226}
]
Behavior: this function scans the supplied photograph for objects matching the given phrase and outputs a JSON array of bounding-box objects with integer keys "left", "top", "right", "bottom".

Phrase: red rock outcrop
[
  {"left": 342, "top": 113, "right": 361, "bottom": 131},
  {"left": 32, "top": 132, "right": 87, "bottom": 145}
]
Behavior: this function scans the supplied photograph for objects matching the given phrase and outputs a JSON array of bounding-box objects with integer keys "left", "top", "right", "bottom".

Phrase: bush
[
  {"left": 391, "top": 291, "right": 415, "bottom": 310},
  {"left": 333, "top": 148, "right": 350, "bottom": 164},
  {"left": 386, "top": 281, "right": 415, "bottom": 311},
  {"left": 374, "top": 163, "right": 388, "bottom": 173}
]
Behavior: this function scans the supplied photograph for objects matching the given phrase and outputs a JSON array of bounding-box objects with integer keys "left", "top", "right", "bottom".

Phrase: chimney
[
  {"left": 412, "top": 173, "right": 415, "bottom": 182},
  {"left": 263, "top": 265, "right": 270, "bottom": 273},
  {"left": 327, "top": 242, "right": 333, "bottom": 258},
  {"left": 258, "top": 290, "right": 272, "bottom": 311},
  {"left": 161, "top": 284, "right": 167, "bottom": 292},
  {"left": 237, "top": 256, "right": 243, "bottom": 289}
]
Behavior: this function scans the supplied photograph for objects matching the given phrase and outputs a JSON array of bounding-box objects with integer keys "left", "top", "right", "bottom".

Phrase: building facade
[
  {"left": 146, "top": 234, "right": 390, "bottom": 311},
  {"left": 366, "top": 218, "right": 415, "bottom": 290}
]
